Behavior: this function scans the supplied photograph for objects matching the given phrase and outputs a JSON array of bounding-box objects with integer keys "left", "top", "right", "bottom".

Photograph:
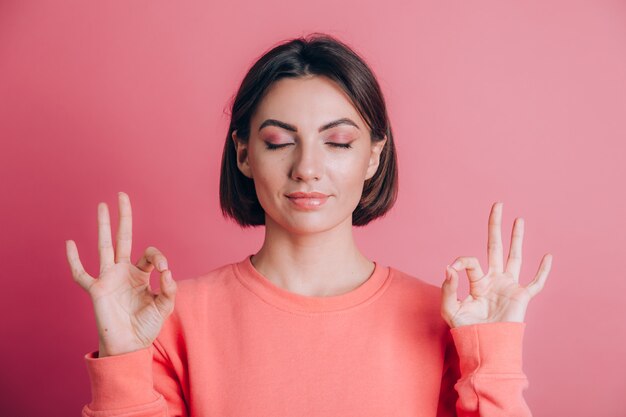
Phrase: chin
[{"left": 270, "top": 213, "right": 352, "bottom": 235}]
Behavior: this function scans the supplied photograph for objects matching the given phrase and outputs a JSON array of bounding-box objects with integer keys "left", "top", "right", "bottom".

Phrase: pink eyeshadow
[
  {"left": 327, "top": 134, "right": 353, "bottom": 142},
  {"left": 263, "top": 134, "right": 288, "bottom": 144}
]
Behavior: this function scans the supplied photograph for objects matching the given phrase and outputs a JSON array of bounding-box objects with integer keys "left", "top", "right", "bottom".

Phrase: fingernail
[{"left": 158, "top": 261, "right": 166, "bottom": 270}]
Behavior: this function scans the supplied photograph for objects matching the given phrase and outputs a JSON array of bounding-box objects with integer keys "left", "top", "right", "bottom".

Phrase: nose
[{"left": 290, "top": 140, "right": 324, "bottom": 182}]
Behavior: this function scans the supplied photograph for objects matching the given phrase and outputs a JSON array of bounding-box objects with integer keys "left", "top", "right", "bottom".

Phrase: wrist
[
  {"left": 97, "top": 344, "right": 109, "bottom": 358},
  {"left": 97, "top": 340, "right": 149, "bottom": 357},
  {"left": 450, "top": 321, "right": 526, "bottom": 374}
]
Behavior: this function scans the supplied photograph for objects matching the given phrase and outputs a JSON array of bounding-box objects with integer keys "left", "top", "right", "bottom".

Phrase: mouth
[
  {"left": 286, "top": 192, "right": 329, "bottom": 199},
  {"left": 286, "top": 194, "right": 330, "bottom": 210}
]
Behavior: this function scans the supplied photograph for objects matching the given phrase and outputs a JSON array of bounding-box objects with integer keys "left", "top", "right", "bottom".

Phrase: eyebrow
[{"left": 258, "top": 117, "right": 360, "bottom": 133}]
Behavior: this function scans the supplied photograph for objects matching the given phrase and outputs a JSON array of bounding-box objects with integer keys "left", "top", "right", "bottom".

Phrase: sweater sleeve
[
  {"left": 436, "top": 321, "right": 532, "bottom": 417},
  {"left": 81, "top": 342, "right": 188, "bottom": 417}
]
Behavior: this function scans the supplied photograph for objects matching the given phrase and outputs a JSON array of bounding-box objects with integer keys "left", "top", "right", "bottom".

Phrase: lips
[
  {"left": 286, "top": 191, "right": 329, "bottom": 198},
  {"left": 286, "top": 192, "right": 329, "bottom": 210}
]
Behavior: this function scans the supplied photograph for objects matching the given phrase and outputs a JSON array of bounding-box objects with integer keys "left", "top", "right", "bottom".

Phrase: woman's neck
[{"left": 250, "top": 217, "right": 375, "bottom": 297}]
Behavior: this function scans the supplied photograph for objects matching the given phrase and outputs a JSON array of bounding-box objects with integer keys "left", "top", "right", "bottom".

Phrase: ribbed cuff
[
  {"left": 450, "top": 321, "right": 526, "bottom": 376},
  {"left": 84, "top": 346, "right": 160, "bottom": 410}
]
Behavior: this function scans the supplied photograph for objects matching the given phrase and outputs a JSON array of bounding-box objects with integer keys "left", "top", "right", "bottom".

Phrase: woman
[{"left": 66, "top": 33, "right": 552, "bottom": 416}]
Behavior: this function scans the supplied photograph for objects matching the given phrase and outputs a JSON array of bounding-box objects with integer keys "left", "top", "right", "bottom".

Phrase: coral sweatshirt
[{"left": 81, "top": 254, "right": 532, "bottom": 417}]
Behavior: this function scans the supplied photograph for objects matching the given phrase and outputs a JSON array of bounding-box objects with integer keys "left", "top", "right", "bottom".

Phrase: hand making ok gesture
[
  {"left": 441, "top": 202, "right": 553, "bottom": 328},
  {"left": 65, "top": 192, "right": 177, "bottom": 357}
]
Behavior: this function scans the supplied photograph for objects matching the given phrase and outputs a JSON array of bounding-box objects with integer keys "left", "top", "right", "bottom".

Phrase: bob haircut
[{"left": 220, "top": 32, "right": 398, "bottom": 228}]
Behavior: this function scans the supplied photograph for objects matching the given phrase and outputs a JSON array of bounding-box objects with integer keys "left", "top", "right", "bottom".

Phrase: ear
[
  {"left": 365, "top": 136, "right": 387, "bottom": 180},
  {"left": 232, "top": 130, "right": 253, "bottom": 179}
]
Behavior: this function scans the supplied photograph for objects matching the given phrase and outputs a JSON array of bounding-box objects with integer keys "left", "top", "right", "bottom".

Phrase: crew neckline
[{"left": 232, "top": 254, "right": 392, "bottom": 313}]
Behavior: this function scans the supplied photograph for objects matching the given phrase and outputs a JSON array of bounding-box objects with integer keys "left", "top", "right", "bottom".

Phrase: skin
[
  {"left": 441, "top": 202, "right": 553, "bottom": 328},
  {"left": 65, "top": 193, "right": 176, "bottom": 357},
  {"left": 231, "top": 75, "right": 388, "bottom": 297},
  {"left": 64, "top": 75, "right": 553, "bottom": 360}
]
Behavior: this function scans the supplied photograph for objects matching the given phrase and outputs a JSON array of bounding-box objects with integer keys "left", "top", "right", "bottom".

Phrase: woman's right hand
[{"left": 65, "top": 192, "right": 177, "bottom": 357}]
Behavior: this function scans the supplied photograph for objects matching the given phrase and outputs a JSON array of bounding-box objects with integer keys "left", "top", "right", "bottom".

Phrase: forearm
[
  {"left": 449, "top": 322, "right": 532, "bottom": 417},
  {"left": 82, "top": 346, "right": 169, "bottom": 417}
]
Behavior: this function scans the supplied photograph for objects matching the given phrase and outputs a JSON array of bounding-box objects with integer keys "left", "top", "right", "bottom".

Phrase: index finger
[
  {"left": 487, "top": 202, "right": 504, "bottom": 272},
  {"left": 115, "top": 192, "right": 133, "bottom": 263}
]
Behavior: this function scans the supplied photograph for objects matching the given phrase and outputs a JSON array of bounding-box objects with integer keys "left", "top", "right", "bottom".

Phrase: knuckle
[
  {"left": 98, "top": 239, "right": 112, "bottom": 247},
  {"left": 156, "top": 298, "right": 173, "bottom": 317},
  {"left": 144, "top": 248, "right": 159, "bottom": 261},
  {"left": 456, "top": 256, "right": 472, "bottom": 265},
  {"left": 116, "top": 230, "right": 131, "bottom": 240}
]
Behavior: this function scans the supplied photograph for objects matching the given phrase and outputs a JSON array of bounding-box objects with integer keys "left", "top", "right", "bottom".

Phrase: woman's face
[{"left": 232, "top": 75, "right": 387, "bottom": 235}]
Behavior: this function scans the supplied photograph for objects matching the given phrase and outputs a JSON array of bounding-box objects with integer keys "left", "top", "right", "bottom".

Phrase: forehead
[{"left": 251, "top": 76, "right": 367, "bottom": 131}]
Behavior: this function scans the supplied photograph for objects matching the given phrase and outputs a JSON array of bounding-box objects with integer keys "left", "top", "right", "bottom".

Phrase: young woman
[{"left": 66, "top": 33, "right": 552, "bottom": 417}]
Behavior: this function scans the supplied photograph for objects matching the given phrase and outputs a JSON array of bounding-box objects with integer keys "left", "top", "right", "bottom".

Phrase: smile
[{"left": 287, "top": 196, "right": 329, "bottom": 210}]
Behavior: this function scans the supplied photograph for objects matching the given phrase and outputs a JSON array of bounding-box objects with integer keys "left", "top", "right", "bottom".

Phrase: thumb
[
  {"left": 154, "top": 269, "right": 177, "bottom": 318},
  {"left": 441, "top": 266, "right": 460, "bottom": 320}
]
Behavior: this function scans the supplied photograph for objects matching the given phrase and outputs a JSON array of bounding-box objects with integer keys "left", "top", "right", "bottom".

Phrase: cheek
[
  {"left": 248, "top": 148, "right": 282, "bottom": 183},
  {"left": 327, "top": 156, "right": 371, "bottom": 205},
  {"left": 252, "top": 170, "right": 279, "bottom": 194},
  {"left": 248, "top": 159, "right": 285, "bottom": 205},
  {"left": 329, "top": 151, "right": 371, "bottom": 181}
]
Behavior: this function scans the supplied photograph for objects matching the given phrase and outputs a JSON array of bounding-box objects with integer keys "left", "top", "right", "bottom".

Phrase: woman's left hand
[{"left": 441, "top": 202, "right": 553, "bottom": 328}]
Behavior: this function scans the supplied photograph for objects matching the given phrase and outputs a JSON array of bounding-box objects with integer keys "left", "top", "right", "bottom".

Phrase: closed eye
[
  {"left": 329, "top": 143, "right": 352, "bottom": 149},
  {"left": 264, "top": 143, "right": 291, "bottom": 150},
  {"left": 264, "top": 142, "right": 352, "bottom": 150}
]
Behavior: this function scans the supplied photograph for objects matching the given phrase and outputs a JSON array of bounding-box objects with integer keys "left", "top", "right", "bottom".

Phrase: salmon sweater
[{"left": 81, "top": 254, "right": 532, "bottom": 416}]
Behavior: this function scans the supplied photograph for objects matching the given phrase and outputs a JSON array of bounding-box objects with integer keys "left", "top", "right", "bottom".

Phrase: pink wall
[{"left": 1, "top": 1, "right": 624, "bottom": 415}]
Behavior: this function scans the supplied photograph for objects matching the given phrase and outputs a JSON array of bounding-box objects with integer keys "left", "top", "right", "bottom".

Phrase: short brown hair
[{"left": 220, "top": 33, "right": 398, "bottom": 228}]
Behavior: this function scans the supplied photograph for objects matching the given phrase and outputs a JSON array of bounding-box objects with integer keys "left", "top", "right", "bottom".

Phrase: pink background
[{"left": 1, "top": 1, "right": 625, "bottom": 416}]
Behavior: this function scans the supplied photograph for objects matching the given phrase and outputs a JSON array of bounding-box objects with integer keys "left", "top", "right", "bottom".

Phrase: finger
[
  {"left": 525, "top": 253, "right": 553, "bottom": 298},
  {"left": 136, "top": 246, "right": 168, "bottom": 273},
  {"left": 65, "top": 240, "right": 96, "bottom": 290},
  {"left": 98, "top": 202, "right": 115, "bottom": 274},
  {"left": 441, "top": 266, "right": 460, "bottom": 324},
  {"left": 154, "top": 269, "right": 177, "bottom": 318},
  {"left": 505, "top": 217, "right": 524, "bottom": 281},
  {"left": 115, "top": 192, "right": 133, "bottom": 264},
  {"left": 449, "top": 256, "right": 485, "bottom": 282},
  {"left": 487, "top": 201, "right": 505, "bottom": 273}
]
